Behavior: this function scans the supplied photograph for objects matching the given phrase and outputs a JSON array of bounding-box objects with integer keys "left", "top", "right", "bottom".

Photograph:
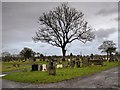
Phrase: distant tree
[
  {"left": 33, "top": 3, "right": 95, "bottom": 60},
  {"left": 40, "top": 53, "right": 44, "bottom": 57},
  {"left": 1, "top": 52, "right": 12, "bottom": 62},
  {"left": 90, "top": 53, "right": 94, "bottom": 59},
  {"left": 70, "top": 53, "right": 73, "bottom": 56},
  {"left": 20, "top": 47, "right": 35, "bottom": 61},
  {"left": 98, "top": 40, "right": 116, "bottom": 61},
  {"left": 36, "top": 52, "right": 41, "bottom": 57},
  {"left": 1, "top": 52, "right": 11, "bottom": 57}
]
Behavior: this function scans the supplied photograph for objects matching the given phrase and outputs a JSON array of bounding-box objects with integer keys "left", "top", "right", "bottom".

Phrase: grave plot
[
  {"left": 88, "top": 59, "right": 103, "bottom": 66},
  {"left": 48, "top": 60, "right": 56, "bottom": 75}
]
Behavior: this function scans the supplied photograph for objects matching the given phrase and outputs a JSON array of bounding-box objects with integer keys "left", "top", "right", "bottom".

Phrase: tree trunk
[
  {"left": 62, "top": 47, "right": 66, "bottom": 61},
  {"left": 107, "top": 52, "right": 108, "bottom": 61},
  {"left": 109, "top": 52, "right": 112, "bottom": 62}
]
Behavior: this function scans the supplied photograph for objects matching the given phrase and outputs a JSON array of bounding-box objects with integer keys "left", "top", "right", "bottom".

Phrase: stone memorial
[
  {"left": 48, "top": 59, "right": 56, "bottom": 75},
  {"left": 32, "top": 64, "right": 38, "bottom": 71},
  {"left": 38, "top": 64, "right": 42, "bottom": 71},
  {"left": 63, "top": 63, "right": 68, "bottom": 68},
  {"left": 70, "top": 60, "right": 75, "bottom": 68},
  {"left": 17, "top": 64, "right": 20, "bottom": 67},
  {"left": 13, "top": 64, "right": 16, "bottom": 67},
  {"left": 76, "top": 59, "right": 80, "bottom": 68},
  {"left": 42, "top": 64, "right": 47, "bottom": 71},
  {"left": 33, "top": 58, "right": 36, "bottom": 62},
  {"left": 68, "top": 59, "right": 70, "bottom": 62},
  {"left": 57, "top": 64, "right": 63, "bottom": 69}
]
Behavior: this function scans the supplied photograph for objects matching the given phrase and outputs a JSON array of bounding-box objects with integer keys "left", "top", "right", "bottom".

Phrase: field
[{"left": 2, "top": 61, "right": 119, "bottom": 84}]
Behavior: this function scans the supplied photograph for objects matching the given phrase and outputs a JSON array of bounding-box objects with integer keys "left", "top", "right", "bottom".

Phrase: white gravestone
[
  {"left": 68, "top": 59, "right": 70, "bottom": 62},
  {"left": 42, "top": 64, "right": 47, "bottom": 71},
  {"left": 57, "top": 64, "right": 63, "bottom": 69}
]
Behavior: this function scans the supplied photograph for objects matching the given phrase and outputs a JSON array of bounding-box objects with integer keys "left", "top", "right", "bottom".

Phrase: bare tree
[
  {"left": 98, "top": 40, "right": 116, "bottom": 61},
  {"left": 33, "top": 3, "right": 95, "bottom": 59}
]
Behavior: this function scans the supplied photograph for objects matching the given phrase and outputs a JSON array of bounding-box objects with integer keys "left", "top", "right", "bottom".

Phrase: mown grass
[
  {"left": 3, "top": 61, "right": 119, "bottom": 84},
  {"left": 1, "top": 59, "right": 48, "bottom": 72}
]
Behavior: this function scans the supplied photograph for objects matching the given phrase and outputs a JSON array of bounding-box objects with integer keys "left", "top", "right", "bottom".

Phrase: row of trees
[
  {"left": 1, "top": 40, "right": 118, "bottom": 62},
  {"left": 1, "top": 47, "right": 44, "bottom": 62}
]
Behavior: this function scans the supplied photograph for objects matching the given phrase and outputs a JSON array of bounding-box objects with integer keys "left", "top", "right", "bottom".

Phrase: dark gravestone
[
  {"left": 32, "top": 64, "right": 38, "bottom": 71},
  {"left": 109, "top": 54, "right": 114, "bottom": 62},
  {"left": 13, "top": 64, "right": 16, "bottom": 67},
  {"left": 76, "top": 60, "right": 80, "bottom": 68},
  {"left": 62, "top": 58, "right": 65, "bottom": 61},
  {"left": 48, "top": 65, "right": 56, "bottom": 75},
  {"left": 73, "top": 60, "right": 75, "bottom": 65},
  {"left": 89, "top": 59, "right": 103, "bottom": 66},
  {"left": 43, "top": 57, "right": 45, "bottom": 61},
  {"left": 33, "top": 58, "right": 36, "bottom": 62},
  {"left": 48, "top": 60, "right": 56, "bottom": 75}
]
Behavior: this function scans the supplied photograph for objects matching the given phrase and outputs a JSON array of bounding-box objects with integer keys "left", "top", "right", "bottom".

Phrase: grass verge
[{"left": 2, "top": 61, "right": 119, "bottom": 84}]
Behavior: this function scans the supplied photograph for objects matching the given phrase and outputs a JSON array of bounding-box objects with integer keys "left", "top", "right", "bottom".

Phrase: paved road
[{"left": 2, "top": 66, "right": 119, "bottom": 88}]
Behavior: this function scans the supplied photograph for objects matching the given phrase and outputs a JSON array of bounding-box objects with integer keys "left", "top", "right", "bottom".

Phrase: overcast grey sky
[{"left": 2, "top": 2, "right": 118, "bottom": 56}]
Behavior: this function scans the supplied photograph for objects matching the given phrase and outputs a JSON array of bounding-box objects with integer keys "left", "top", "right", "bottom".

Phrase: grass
[
  {"left": 1, "top": 59, "right": 48, "bottom": 72},
  {"left": 2, "top": 61, "right": 119, "bottom": 84}
]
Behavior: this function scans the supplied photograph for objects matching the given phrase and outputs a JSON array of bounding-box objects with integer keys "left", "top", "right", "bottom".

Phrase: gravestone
[
  {"left": 76, "top": 59, "right": 80, "bottom": 68},
  {"left": 89, "top": 59, "right": 103, "bottom": 66},
  {"left": 62, "top": 58, "right": 65, "bottom": 61},
  {"left": 43, "top": 57, "right": 45, "bottom": 61},
  {"left": 33, "top": 58, "right": 36, "bottom": 62},
  {"left": 109, "top": 54, "right": 114, "bottom": 62},
  {"left": 13, "top": 64, "right": 16, "bottom": 67},
  {"left": 63, "top": 63, "right": 68, "bottom": 68},
  {"left": 17, "top": 64, "right": 20, "bottom": 67},
  {"left": 73, "top": 60, "right": 75, "bottom": 65},
  {"left": 68, "top": 59, "right": 70, "bottom": 62},
  {"left": 81, "top": 58, "right": 89, "bottom": 67},
  {"left": 70, "top": 60, "right": 75, "bottom": 68},
  {"left": 48, "top": 59, "right": 56, "bottom": 75},
  {"left": 57, "top": 64, "right": 63, "bottom": 69},
  {"left": 42, "top": 64, "right": 47, "bottom": 71},
  {"left": 32, "top": 64, "right": 38, "bottom": 71},
  {"left": 38, "top": 64, "right": 42, "bottom": 71}
]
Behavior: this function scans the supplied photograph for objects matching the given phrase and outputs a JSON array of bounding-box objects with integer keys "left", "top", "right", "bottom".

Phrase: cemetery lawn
[
  {"left": 1, "top": 60, "right": 48, "bottom": 73},
  {"left": 3, "top": 61, "right": 119, "bottom": 84}
]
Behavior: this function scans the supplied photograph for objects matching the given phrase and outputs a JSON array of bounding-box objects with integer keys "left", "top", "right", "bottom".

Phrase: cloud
[
  {"left": 2, "top": 2, "right": 118, "bottom": 55},
  {"left": 95, "top": 28, "right": 117, "bottom": 39},
  {"left": 111, "top": 16, "right": 120, "bottom": 22},
  {"left": 96, "top": 8, "right": 117, "bottom": 16},
  {"left": 111, "top": 17, "right": 118, "bottom": 21}
]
